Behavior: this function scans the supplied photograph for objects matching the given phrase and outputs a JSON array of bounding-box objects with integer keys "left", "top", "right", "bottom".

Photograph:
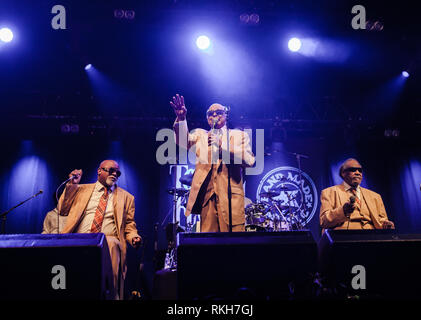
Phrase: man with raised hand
[{"left": 171, "top": 94, "right": 255, "bottom": 232}]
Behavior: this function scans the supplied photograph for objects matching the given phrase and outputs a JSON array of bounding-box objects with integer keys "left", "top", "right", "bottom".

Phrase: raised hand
[
  {"left": 68, "top": 169, "right": 83, "bottom": 184},
  {"left": 170, "top": 94, "right": 187, "bottom": 121}
]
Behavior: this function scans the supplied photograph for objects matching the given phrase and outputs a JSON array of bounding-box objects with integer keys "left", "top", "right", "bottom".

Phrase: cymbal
[
  {"left": 179, "top": 172, "right": 194, "bottom": 186},
  {"left": 167, "top": 188, "right": 189, "bottom": 196},
  {"left": 273, "top": 185, "right": 295, "bottom": 191},
  {"left": 259, "top": 191, "right": 280, "bottom": 198}
]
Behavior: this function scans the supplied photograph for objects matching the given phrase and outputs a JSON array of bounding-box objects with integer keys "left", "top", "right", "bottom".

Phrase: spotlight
[
  {"left": 392, "top": 129, "right": 400, "bottom": 137},
  {"left": 402, "top": 71, "right": 409, "bottom": 78},
  {"left": 124, "top": 10, "right": 135, "bottom": 20},
  {"left": 249, "top": 13, "right": 260, "bottom": 24},
  {"left": 0, "top": 27, "right": 13, "bottom": 43},
  {"left": 240, "top": 13, "right": 259, "bottom": 25},
  {"left": 85, "top": 64, "right": 92, "bottom": 70},
  {"left": 288, "top": 37, "right": 301, "bottom": 52},
  {"left": 114, "top": 9, "right": 125, "bottom": 19},
  {"left": 196, "top": 35, "right": 210, "bottom": 50},
  {"left": 70, "top": 124, "right": 80, "bottom": 134},
  {"left": 240, "top": 13, "right": 250, "bottom": 24},
  {"left": 61, "top": 124, "right": 70, "bottom": 134}
]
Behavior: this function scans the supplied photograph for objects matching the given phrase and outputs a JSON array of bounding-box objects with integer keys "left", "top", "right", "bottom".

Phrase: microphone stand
[
  {"left": 211, "top": 115, "right": 233, "bottom": 233},
  {"left": 225, "top": 111, "right": 233, "bottom": 233},
  {"left": 55, "top": 175, "right": 77, "bottom": 234},
  {"left": 0, "top": 190, "right": 43, "bottom": 234},
  {"left": 289, "top": 152, "right": 309, "bottom": 230}
]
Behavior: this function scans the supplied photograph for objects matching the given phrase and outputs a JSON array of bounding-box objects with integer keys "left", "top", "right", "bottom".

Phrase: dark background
[{"left": 0, "top": 0, "right": 420, "bottom": 298}]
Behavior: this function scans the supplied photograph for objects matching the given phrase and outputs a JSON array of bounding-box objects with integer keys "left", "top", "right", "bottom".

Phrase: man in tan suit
[
  {"left": 170, "top": 94, "right": 255, "bottom": 232},
  {"left": 320, "top": 158, "right": 394, "bottom": 232},
  {"left": 58, "top": 160, "right": 141, "bottom": 299}
]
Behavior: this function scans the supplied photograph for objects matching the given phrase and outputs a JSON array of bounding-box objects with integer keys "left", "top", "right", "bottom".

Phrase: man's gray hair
[{"left": 339, "top": 158, "right": 360, "bottom": 179}]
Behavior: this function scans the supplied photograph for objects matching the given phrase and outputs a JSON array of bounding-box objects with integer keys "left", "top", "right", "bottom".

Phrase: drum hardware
[
  {"left": 160, "top": 184, "right": 190, "bottom": 270},
  {"left": 167, "top": 188, "right": 189, "bottom": 197},
  {"left": 179, "top": 172, "right": 193, "bottom": 186},
  {"left": 259, "top": 191, "right": 280, "bottom": 198},
  {"left": 270, "top": 201, "right": 290, "bottom": 230}
]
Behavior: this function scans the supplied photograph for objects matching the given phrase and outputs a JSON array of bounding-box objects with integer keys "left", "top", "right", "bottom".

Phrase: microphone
[
  {"left": 350, "top": 195, "right": 356, "bottom": 206},
  {"left": 211, "top": 118, "right": 217, "bottom": 130},
  {"left": 65, "top": 174, "right": 80, "bottom": 182}
]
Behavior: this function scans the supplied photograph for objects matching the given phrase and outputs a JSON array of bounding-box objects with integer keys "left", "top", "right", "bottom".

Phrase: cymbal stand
[
  {"left": 285, "top": 192, "right": 302, "bottom": 230},
  {"left": 270, "top": 200, "right": 289, "bottom": 230}
]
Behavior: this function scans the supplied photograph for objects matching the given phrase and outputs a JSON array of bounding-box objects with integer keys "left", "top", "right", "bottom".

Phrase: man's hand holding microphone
[
  {"left": 68, "top": 169, "right": 83, "bottom": 185},
  {"left": 343, "top": 196, "right": 356, "bottom": 218}
]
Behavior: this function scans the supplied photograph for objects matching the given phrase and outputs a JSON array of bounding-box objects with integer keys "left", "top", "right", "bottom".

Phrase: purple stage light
[
  {"left": 0, "top": 27, "right": 13, "bottom": 43},
  {"left": 288, "top": 38, "right": 301, "bottom": 52},
  {"left": 196, "top": 35, "right": 210, "bottom": 50}
]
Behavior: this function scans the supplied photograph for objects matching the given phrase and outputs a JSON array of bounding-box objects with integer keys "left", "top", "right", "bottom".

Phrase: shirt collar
[
  {"left": 212, "top": 125, "right": 227, "bottom": 135},
  {"left": 95, "top": 181, "right": 115, "bottom": 193},
  {"left": 343, "top": 181, "right": 360, "bottom": 192}
]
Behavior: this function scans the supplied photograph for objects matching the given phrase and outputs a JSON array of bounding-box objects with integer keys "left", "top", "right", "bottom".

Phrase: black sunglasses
[
  {"left": 101, "top": 167, "right": 121, "bottom": 177},
  {"left": 344, "top": 167, "right": 363, "bottom": 173},
  {"left": 206, "top": 110, "right": 226, "bottom": 117}
]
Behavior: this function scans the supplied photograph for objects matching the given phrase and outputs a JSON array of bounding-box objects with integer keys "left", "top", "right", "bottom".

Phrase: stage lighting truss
[
  {"left": 240, "top": 13, "right": 260, "bottom": 25},
  {"left": 384, "top": 129, "right": 400, "bottom": 138},
  {"left": 365, "top": 20, "right": 384, "bottom": 31}
]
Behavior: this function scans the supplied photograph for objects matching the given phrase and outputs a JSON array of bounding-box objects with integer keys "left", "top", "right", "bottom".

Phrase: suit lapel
[
  {"left": 337, "top": 184, "right": 350, "bottom": 206},
  {"left": 360, "top": 188, "right": 375, "bottom": 218},
  {"left": 63, "top": 183, "right": 95, "bottom": 233}
]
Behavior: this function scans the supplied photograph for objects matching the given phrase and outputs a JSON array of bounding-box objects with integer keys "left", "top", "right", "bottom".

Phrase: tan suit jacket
[
  {"left": 320, "top": 184, "right": 389, "bottom": 232},
  {"left": 174, "top": 120, "right": 255, "bottom": 225},
  {"left": 58, "top": 183, "right": 140, "bottom": 279}
]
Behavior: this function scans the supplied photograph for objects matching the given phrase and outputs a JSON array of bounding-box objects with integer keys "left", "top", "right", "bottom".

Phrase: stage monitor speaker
[
  {"left": 319, "top": 229, "right": 421, "bottom": 298},
  {"left": 0, "top": 233, "right": 114, "bottom": 300},
  {"left": 177, "top": 231, "right": 317, "bottom": 300}
]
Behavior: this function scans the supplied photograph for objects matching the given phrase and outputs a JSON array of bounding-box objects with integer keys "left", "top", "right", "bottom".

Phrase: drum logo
[{"left": 256, "top": 166, "right": 318, "bottom": 226}]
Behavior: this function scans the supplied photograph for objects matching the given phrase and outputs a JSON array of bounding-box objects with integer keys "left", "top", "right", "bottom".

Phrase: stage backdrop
[{"left": 0, "top": 127, "right": 420, "bottom": 297}]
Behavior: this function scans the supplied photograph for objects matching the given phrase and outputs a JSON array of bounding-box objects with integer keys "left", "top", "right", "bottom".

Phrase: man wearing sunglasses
[
  {"left": 171, "top": 94, "right": 255, "bottom": 232},
  {"left": 58, "top": 159, "right": 141, "bottom": 299},
  {"left": 320, "top": 158, "right": 394, "bottom": 231}
]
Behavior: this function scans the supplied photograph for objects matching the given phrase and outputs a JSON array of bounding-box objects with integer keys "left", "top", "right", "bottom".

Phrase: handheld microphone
[
  {"left": 211, "top": 118, "right": 217, "bottom": 130},
  {"left": 64, "top": 174, "right": 80, "bottom": 183},
  {"left": 346, "top": 196, "right": 356, "bottom": 230}
]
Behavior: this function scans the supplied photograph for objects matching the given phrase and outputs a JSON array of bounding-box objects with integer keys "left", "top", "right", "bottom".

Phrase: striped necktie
[
  {"left": 90, "top": 187, "right": 110, "bottom": 233},
  {"left": 350, "top": 187, "right": 361, "bottom": 207}
]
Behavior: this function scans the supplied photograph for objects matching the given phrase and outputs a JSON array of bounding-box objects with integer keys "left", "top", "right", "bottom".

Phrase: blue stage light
[
  {"left": 0, "top": 27, "right": 13, "bottom": 43},
  {"left": 402, "top": 71, "right": 409, "bottom": 78},
  {"left": 85, "top": 64, "right": 92, "bottom": 70},
  {"left": 288, "top": 38, "right": 301, "bottom": 52},
  {"left": 196, "top": 35, "right": 211, "bottom": 50}
]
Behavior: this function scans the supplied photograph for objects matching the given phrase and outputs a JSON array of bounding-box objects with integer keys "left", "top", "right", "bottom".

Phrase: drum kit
[
  {"left": 245, "top": 186, "right": 303, "bottom": 232},
  {"left": 164, "top": 170, "right": 304, "bottom": 236}
]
